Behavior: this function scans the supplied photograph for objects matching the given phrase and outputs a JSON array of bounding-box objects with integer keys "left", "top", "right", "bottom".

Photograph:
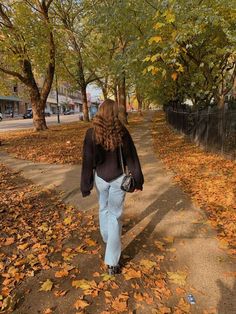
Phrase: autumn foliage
[{"left": 152, "top": 112, "right": 236, "bottom": 255}]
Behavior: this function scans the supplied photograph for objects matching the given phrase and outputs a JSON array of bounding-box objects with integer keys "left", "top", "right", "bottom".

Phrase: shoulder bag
[{"left": 119, "top": 145, "right": 136, "bottom": 193}]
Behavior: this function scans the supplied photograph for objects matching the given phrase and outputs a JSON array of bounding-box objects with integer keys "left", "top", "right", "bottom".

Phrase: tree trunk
[
  {"left": 136, "top": 90, "right": 143, "bottom": 116},
  {"left": 218, "top": 95, "right": 225, "bottom": 109},
  {"left": 114, "top": 84, "right": 118, "bottom": 105},
  {"left": 118, "top": 75, "right": 128, "bottom": 124},
  {"left": 102, "top": 87, "right": 108, "bottom": 100},
  {"left": 81, "top": 85, "right": 89, "bottom": 121},
  {"left": 30, "top": 87, "right": 47, "bottom": 131},
  {"left": 32, "top": 101, "right": 47, "bottom": 131}
]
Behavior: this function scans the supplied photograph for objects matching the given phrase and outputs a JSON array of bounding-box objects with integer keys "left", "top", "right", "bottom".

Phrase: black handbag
[{"left": 119, "top": 145, "right": 136, "bottom": 193}]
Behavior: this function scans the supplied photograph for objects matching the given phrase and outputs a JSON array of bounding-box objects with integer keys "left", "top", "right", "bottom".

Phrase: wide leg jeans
[{"left": 95, "top": 173, "right": 126, "bottom": 266}]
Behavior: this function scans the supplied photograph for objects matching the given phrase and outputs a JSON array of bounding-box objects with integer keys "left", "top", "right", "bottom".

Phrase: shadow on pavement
[{"left": 217, "top": 279, "right": 236, "bottom": 314}]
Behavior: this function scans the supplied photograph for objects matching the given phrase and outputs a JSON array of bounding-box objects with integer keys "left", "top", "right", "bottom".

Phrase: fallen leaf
[
  {"left": 74, "top": 299, "right": 90, "bottom": 310},
  {"left": 72, "top": 279, "right": 96, "bottom": 291},
  {"left": 140, "top": 259, "right": 157, "bottom": 270},
  {"left": 54, "top": 290, "right": 68, "bottom": 297},
  {"left": 167, "top": 271, "right": 187, "bottom": 286},
  {"left": 17, "top": 243, "right": 29, "bottom": 250},
  {"left": 4, "top": 238, "right": 15, "bottom": 246},
  {"left": 123, "top": 269, "right": 141, "bottom": 280},
  {"left": 84, "top": 238, "right": 97, "bottom": 246},
  {"left": 101, "top": 273, "right": 115, "bottom": 282},
  {"left": 39, "top": 279, "right": 53, "bottom": 292},
  {"left": 55, "top": 269, "right": 69, "bottom": 278}
]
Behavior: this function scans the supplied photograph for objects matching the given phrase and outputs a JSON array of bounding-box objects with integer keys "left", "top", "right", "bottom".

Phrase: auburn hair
[{"left": 92, "top": 99, "right": 124, "bottom": 151}]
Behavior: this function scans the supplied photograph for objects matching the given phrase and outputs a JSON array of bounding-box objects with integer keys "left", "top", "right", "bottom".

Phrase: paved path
[
  {"left": 0, "top": 113, "right": 82, "bottom": 132},
  {"left": 1, "top": 113, "right": 235, "bottom": 313}
]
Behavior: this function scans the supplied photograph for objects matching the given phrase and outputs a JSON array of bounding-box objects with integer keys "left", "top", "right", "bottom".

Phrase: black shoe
[{"left": 107, "top": 265, "right": 121, "bottom": 275}]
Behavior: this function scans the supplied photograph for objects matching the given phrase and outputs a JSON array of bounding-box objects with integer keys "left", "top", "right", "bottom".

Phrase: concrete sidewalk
[{"left": 1, "top": 113, "right": 236, "bottom": 313}]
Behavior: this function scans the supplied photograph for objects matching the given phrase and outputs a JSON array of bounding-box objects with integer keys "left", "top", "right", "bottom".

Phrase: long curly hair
[{"left": 93, "top": 99, "right": 124, "bottom": 151}]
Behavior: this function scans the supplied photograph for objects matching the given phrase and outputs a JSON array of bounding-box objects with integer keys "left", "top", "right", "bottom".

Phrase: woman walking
[{"left": 80, "top": 99, "right": 144, "bottom": 275}]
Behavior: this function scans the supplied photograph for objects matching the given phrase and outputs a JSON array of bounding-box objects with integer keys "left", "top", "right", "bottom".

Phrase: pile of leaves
[
  {"left": 152, "top": 113, "right": 236, "bottom": 255},
  {"left": 1, "top": 163, "right": 185, "bottom": 313},
  {"left": 0, "top": 113, "right": 144, "bottom": 165},
  {"left": 0, "top": 122, "right": 89, "bottom": 164}
]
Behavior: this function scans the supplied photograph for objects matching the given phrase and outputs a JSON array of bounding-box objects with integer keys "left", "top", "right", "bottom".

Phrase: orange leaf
[
  {"left": 74, "top": 299, "right": 89, "bottom": 310},
  {"left": 4, "top": 238, "right": 15, "bottom": 246}
]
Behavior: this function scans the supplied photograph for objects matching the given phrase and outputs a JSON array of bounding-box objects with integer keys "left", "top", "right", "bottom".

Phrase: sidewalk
[{"left": 1, "top": 112, "right": 236, "bottom": 313}]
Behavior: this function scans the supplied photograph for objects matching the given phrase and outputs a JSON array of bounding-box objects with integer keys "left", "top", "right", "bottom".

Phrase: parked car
[
  {"left": 64, "top": 109, "right": 75, "bottom": 115},
  {"left": 23, "top": 109, "right": 51, "bottom": 119},
  {"left": 23, "top": 109, "right": 33, "bottom": 119},
  {"left": 0, "top": 113, "right": 2, "bottom": 121}
]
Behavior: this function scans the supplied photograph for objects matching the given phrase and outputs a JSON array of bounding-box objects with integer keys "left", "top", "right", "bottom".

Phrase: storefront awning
[{"left": 0, "top": 95, "right": 21, "bottom": 102}]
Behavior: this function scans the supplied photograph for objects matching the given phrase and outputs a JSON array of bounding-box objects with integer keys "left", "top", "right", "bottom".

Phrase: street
[{"left": 0, "top": 114, "right": 82, "bottom": 132}]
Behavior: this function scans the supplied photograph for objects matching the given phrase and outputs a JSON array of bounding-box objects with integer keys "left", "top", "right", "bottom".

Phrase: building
[
  {"left": 0, "top": 83, "right": 30, "bottom": 117},
  {"left": 0, "top": 81, "right": 83, "bottom": 116}
]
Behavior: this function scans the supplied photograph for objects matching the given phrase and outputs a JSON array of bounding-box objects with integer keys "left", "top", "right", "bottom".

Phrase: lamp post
[{"left": 55, "top": 72, "right": 60, "bottom": 124}]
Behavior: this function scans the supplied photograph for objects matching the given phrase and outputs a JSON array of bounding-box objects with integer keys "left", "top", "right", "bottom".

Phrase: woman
[{"left": 80, "top": 99, "right": 144, "bottom": 275}]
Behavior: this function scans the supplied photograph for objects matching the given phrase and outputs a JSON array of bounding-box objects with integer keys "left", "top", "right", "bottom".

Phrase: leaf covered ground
[
  {"left": 1, "top": 163, "right": 188, "bottom": 314},
  {"left": 152, "top": 112, "right": 236, "bottom": 256},
  {"left": 0, "top": 113, "right": 143, "bottom": 165}
]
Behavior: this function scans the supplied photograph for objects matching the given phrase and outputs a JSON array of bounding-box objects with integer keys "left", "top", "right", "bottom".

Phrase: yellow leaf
[
  {"left": 143, "top": 56, "right": 151, "bottom": 62},
  {"left": 147, "top": 65, "right": 155, "bottom": 72},
  {"left": 101, "top": 273, "right": 115, "bottom": 282},
  {"left": 123, "top": 268, "right": 141, "bottom": 280},
  {"left": 165, "top": 11, "right": 175, "bottom": 23},
  {"left": 142, "top": 68, "right": 147, "bottom": 75},
  {"left": 17, "top": 243, "right": 29, "bottom": 250},
  {"left": 63, "top": 216, "right": 72, "bottom": 225},
  {"left": 39, "top": 279, "right": 53, "bottom": 292},
  {"left": 140, "top": 259, "right": 157, "bottom": 270},
  {"left": 149, "top": 36, "right": 162, "bottom": 44},
  {"left": 72, "top": 279, "right": 96, "bottom": 290},
  {"left": 43, "top": 309, "right": 53, "bottom": 314},
  {"left": 154, "top": 22, "right": 165, "bottom": 29},
  {"left": 171, "top": 72, "right": 178, "bottom": 81},
  {"left": 84, "top": 238, "right": 96, "bottom": 246},
  {"left": 75, "top": 244, "right": 87, "bottom": 253},
  {"left": 167, "top": 271, "right": 187, "bottom": 286},
  {"left": 74, "top": 299, "right": 90, "bottom": 310}
]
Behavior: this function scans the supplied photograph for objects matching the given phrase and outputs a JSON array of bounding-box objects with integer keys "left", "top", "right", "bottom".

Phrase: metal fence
[{"left": 165, "top": 107, "right": 236, "bottom": 159}]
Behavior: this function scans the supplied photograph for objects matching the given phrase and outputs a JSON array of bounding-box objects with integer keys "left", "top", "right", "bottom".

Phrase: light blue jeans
[{"left": 95, "top": 173, "right": 126, "bottom": 266}]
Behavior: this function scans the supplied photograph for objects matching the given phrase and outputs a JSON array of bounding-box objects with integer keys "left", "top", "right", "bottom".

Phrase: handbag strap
[{"left": 119, "top": 145, "right": 126, "bottom": 174}]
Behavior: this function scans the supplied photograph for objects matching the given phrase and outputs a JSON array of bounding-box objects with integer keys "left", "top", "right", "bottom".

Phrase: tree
[
  {"left": 143, "top": 0, "right": 236, "bottom": 108},
  {"left": 0, "top": 1, "right": 56, "bottom": 130},
  {"left": 54, "top": 0, "right": 102, "bottom": 122}
]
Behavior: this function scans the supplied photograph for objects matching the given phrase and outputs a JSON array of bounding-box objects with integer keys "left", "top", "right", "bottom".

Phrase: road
[{"left": 0, "top": 114, "right": 82, "bottom": 132}]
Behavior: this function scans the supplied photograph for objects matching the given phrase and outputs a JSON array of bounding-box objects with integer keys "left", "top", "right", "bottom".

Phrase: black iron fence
[{"left": 165, "top": 107, "right": 236, "bottom": 159}]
